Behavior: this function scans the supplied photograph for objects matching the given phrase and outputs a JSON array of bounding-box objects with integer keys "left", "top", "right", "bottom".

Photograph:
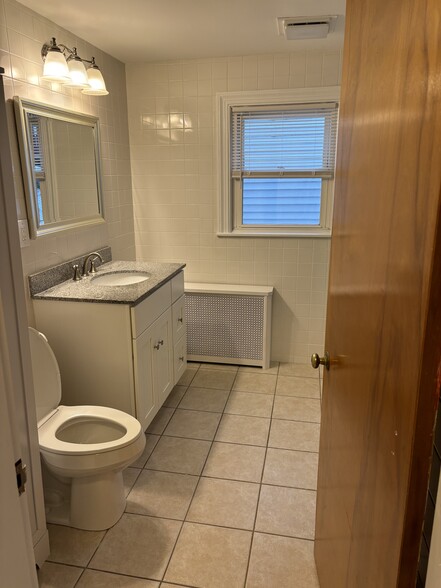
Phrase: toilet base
[
  {"left": 70, "top": 470, "right": 125, "bottom": 531},
  {"left": 42, "top": 461, "right": 125, "bottom": 531}
]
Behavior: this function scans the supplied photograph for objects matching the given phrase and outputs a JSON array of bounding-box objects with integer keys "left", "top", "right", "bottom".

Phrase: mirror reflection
[{"left": 14, "top": 97, "right": 104, "bottom": 238}]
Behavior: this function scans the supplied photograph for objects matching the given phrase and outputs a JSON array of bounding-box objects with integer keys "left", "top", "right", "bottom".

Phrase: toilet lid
[{"left": 28, "top": 327, "right": 62, "bottom": 422}]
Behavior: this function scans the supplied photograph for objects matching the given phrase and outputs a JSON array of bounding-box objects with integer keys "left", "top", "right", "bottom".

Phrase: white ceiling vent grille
[{"left": 277, "top": 16, "right": 338, "bottom": 40}]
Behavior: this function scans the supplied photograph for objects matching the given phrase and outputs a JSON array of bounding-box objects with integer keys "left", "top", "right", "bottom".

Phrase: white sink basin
[{"left": 91, "top": 271, "right": 150, "bottom": 286}]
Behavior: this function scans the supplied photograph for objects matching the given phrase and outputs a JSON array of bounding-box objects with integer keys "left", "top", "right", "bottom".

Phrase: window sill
[{"left": 217, "top": 228, "right": 332, "bottom": 238}]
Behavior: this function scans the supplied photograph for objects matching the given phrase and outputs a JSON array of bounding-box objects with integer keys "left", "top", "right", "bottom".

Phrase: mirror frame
[{"left": 13, "top": 96, "right": 105, "bottom": 239}]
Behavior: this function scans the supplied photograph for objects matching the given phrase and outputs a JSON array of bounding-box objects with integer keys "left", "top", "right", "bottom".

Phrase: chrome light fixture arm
[
  {"left": 41, "top": 38, "right": 89, "bottom": 66},
  {"left": 40, "top": 37, "right": 109, "bottom": 95}
]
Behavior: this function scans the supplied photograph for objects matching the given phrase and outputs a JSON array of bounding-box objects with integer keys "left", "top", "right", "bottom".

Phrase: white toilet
[{"left": 28, "top": 327, "right": 145, "bottom": 531}]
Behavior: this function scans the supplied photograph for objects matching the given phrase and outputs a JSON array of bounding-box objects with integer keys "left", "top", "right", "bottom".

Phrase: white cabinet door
[
  {"left": 172, "top": 295, "right": 186, "bottom": 341},
  {"left": 173, "top": 335, "right": 187, "bottom": 383},
  {"left": 152, "top": 309, "right": 173, "bottom": 406},
  {"left": 133, "top": 326, "right": 157, "bottom": 431}
]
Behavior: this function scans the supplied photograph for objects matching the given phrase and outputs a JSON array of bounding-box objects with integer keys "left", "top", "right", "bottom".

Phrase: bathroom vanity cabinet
[{"left": 32, "top": 271, "right": 186, "bottom": 431}]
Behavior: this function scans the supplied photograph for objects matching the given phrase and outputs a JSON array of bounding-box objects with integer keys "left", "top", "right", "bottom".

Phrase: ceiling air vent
[{"left": 277, "top": 16, "right": 338, "bottom": 40}]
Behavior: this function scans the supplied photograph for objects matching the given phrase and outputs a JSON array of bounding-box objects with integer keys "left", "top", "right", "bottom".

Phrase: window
[
  {"left": 28, "top": 115, "right": 47, "bottom": 225},
  {"left": 27, "top": 114, "right": 56, "bottom": 226},
  {"left": 217, "top": 88, "right": 339, "bottom": 237}
]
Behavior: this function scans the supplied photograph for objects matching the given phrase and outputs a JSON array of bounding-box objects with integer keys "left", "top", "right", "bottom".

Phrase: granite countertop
[{"left": 32, "top": 260, "right": 185, "bottom": 306}]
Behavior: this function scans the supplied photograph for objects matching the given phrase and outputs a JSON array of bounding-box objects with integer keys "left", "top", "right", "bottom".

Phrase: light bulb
[
  {"left": 41, "top": 48, "right": 69, "bottom": 82},
  {"left": 82, "top": 62, "right": 109, "bottom": 96},
  {"left": 64, "top": 55, "right": 89, "bottom": 88}
]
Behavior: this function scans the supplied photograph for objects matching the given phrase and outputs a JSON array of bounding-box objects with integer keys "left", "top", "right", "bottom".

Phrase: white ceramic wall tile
[
  {"left": 3, "top": 0, "right": 135, "bottom": 323},
  {"left": 126, "top": 48, "right": 342, "bottom": 362}
]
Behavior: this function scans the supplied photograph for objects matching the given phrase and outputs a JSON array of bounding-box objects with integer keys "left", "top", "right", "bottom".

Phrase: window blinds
[
  {"left": 231, "top": 102, "right": 339, "bottom": 178},
  {"left": 28, "top": 114, "right": 46, "bottom": 178}
]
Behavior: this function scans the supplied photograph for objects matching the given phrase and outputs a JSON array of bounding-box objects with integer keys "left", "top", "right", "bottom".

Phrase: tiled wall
[
  {"left": 126, "top": 50, "right": 342, "bottom": 362},
  {"left": 0, "top": 0, "right": 135, "bottom": 320}
]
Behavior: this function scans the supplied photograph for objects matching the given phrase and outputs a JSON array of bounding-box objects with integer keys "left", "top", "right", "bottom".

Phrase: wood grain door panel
[{"left": 315, "top": 0, "right": 441, "bottom": 585}]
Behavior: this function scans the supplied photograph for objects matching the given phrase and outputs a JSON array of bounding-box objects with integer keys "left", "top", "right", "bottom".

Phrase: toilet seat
[{"left": 38, "top": 405, "right": 142, "bottom": 456}]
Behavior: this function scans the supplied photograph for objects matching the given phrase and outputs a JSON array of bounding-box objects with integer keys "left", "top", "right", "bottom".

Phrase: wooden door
[{"left": 315, "top": 0, "right": 441, "bottom": 586}]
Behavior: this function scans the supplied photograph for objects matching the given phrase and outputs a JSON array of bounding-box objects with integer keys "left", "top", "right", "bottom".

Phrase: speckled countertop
[{"left": 31, "top": 261, "right": 185, "bottom": 306}]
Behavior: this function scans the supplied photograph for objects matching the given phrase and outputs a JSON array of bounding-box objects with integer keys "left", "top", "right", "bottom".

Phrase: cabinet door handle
[
  {"left": 178, "top": 317, "right": 183, "bottom": 323},
  {"left": 153, "top": 339, "right": 164, "bottom": 350},
  {"left": 179, "top": 356, "right": 185, "bottom": 362}
]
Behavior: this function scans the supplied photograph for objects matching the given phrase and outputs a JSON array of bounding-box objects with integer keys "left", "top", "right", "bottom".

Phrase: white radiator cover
[{"left": 185, "top": 283, "right": 273, "bottom": 369}]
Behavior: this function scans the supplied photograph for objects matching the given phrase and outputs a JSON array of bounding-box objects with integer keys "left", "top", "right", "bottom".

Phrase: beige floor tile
[
  {"left": 246, "top": 533, "right": 319, "bottom": 588},
  {"left": 269, "top": 419, "right": 320, "bottom": 452},
  {"left": 123, "top": 467, "right": 141, "bottom": 498},
  {"left": 263, "top": 448, "right": 319, "bottom": 490},
  {"left": 256, "top": 485, "right": 316, "bottom": 539},
  {"left": 146, "top": 436, "right": 211, "bottom": 475},
  {"left": 38, "top": 562, "right": 82, "bottom": 588},
  {"left": 178, "top": 366, "right": 198, "bottom": 386},
  {"left": 199, "top": 363, "right": 239, "bottom": 372},
  {"left": 146, "top": 407, "right": 175, "bottom": 434},
  {"left": 233, "top": 372, "right": 277, "bottom": 394},
  {"left": 279, "top": 362, "right": 319, "bottom": 379},
  {"left": 215, "top": 414, "right": 270, "bottom": 446},
  {"left": 76, "top": 569, "right": 159, "bottom": 587},
  {"left": 203, "top": 442, "right": 266, "bottom": 482},
  {"left": 47, "top": 524, "right": 105, "bottom": 566},
  {"left": 272, "top": 396, "right": 321, "bottom": 423},
  {"left": 191, "top": 369, "right": 236, "bottom": 390},
  {"left": 239, "top": 361, "right": 279, "bottom": 375},
  {"left": 276, "top": 375, "right": 320, "bottom": 398},
  {"left": 164, "top": 409, "right": 221, "bottom": 440},
  {"left": 164, "top": 522, "right": 252, "bottom": 588},
  {"left": 131, "top": 434, "right": 161, "bottom": 468},
  {"left": 89, "top": 514, "right": 181, "bottom": 580},
  {"left": 161, "top": 584, "right": 190, "bottom": 588},
  {"left": 225, "top": 391, "right": 273, "bottom": 418},
  {"left": 126, "top": 470, "right": 198, "bottom": 519},
  {"left": 178, "top": 386, "right": 230, "bottom": 412},
  {"left": 163, "top": 385, "right": 188, "bottom": 408},
  {"left": 187, "top": 477, "right": 259, "bottom": 530}
]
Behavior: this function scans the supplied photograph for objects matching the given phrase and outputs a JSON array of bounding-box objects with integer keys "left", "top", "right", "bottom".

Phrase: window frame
[{"left": 216, "top": 87, "right": 340, "bottom": 237}]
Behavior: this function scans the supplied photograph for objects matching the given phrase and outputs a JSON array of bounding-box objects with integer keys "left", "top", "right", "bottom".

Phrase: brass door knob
[{"left": 311, "top": 351, "right": 330, "bottom": 370}]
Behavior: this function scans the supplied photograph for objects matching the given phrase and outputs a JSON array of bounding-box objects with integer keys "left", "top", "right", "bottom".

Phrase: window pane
[
  {"left": 242, "top": 178, "right": 321, "bottom": 226},
  {"left": 242, "top": 114, "right": 327, "bottom": 172}
]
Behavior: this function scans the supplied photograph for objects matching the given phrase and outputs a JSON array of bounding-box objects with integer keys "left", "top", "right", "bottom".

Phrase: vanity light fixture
[{"left": 41, "top": 38, "right": 109, "bottom": 95}]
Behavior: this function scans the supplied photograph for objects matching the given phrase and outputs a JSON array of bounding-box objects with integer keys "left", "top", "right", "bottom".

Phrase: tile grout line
[
  {"left": 159, "top": 363, "right": 242, "bottom": 584},
  {"left": 121, "top": 509, "right": 317, "bottom": 544},
  {"left": 242, "top": 362, "right": 279, "bottom": 588},
  {"left": 139, "top": 433, "right": 319, "bottom": 454}
]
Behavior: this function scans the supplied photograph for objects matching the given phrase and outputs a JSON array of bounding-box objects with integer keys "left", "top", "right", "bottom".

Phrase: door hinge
[{"left": 15, "top": 459, "right": 27, "bottom": 496}]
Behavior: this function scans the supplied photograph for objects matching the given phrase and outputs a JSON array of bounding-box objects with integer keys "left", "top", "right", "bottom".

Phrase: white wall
[
  {"left": 126, "top": 50, "right": 342, "bottom": 362},
  {"left": 0, "top": 0, "right": 135, "bottom": 320}
]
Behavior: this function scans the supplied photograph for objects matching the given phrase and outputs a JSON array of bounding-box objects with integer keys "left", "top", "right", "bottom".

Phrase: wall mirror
[{"left": 13, "top": 97, "right": 104, "bottom": 238}]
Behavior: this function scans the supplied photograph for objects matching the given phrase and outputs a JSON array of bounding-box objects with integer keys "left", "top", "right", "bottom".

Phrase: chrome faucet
[{"left": 82, "top": 252, "right": 103, "bottom": 277}]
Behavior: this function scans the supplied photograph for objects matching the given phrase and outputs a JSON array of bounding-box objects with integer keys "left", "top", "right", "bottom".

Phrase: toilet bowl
[{"left": 28, "top": 327, "right": 145, "bottom": 531}]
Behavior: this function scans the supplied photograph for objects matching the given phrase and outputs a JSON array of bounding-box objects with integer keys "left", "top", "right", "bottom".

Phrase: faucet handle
[
  {"left": 89, "top": 259, "right": 98, "bottom": 274},
  {"left": 72, "top": 264, "right": 82, "bottom": 281}
]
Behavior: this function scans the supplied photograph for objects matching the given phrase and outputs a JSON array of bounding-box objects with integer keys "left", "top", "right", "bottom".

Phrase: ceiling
[{"left": 18, "top": 0, "right": 346, "bottom": 63}]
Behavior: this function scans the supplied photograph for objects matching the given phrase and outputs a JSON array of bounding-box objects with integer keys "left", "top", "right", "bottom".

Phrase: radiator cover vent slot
[{"left": 185, "top": 283, "right": 273, "bottom": 369}]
